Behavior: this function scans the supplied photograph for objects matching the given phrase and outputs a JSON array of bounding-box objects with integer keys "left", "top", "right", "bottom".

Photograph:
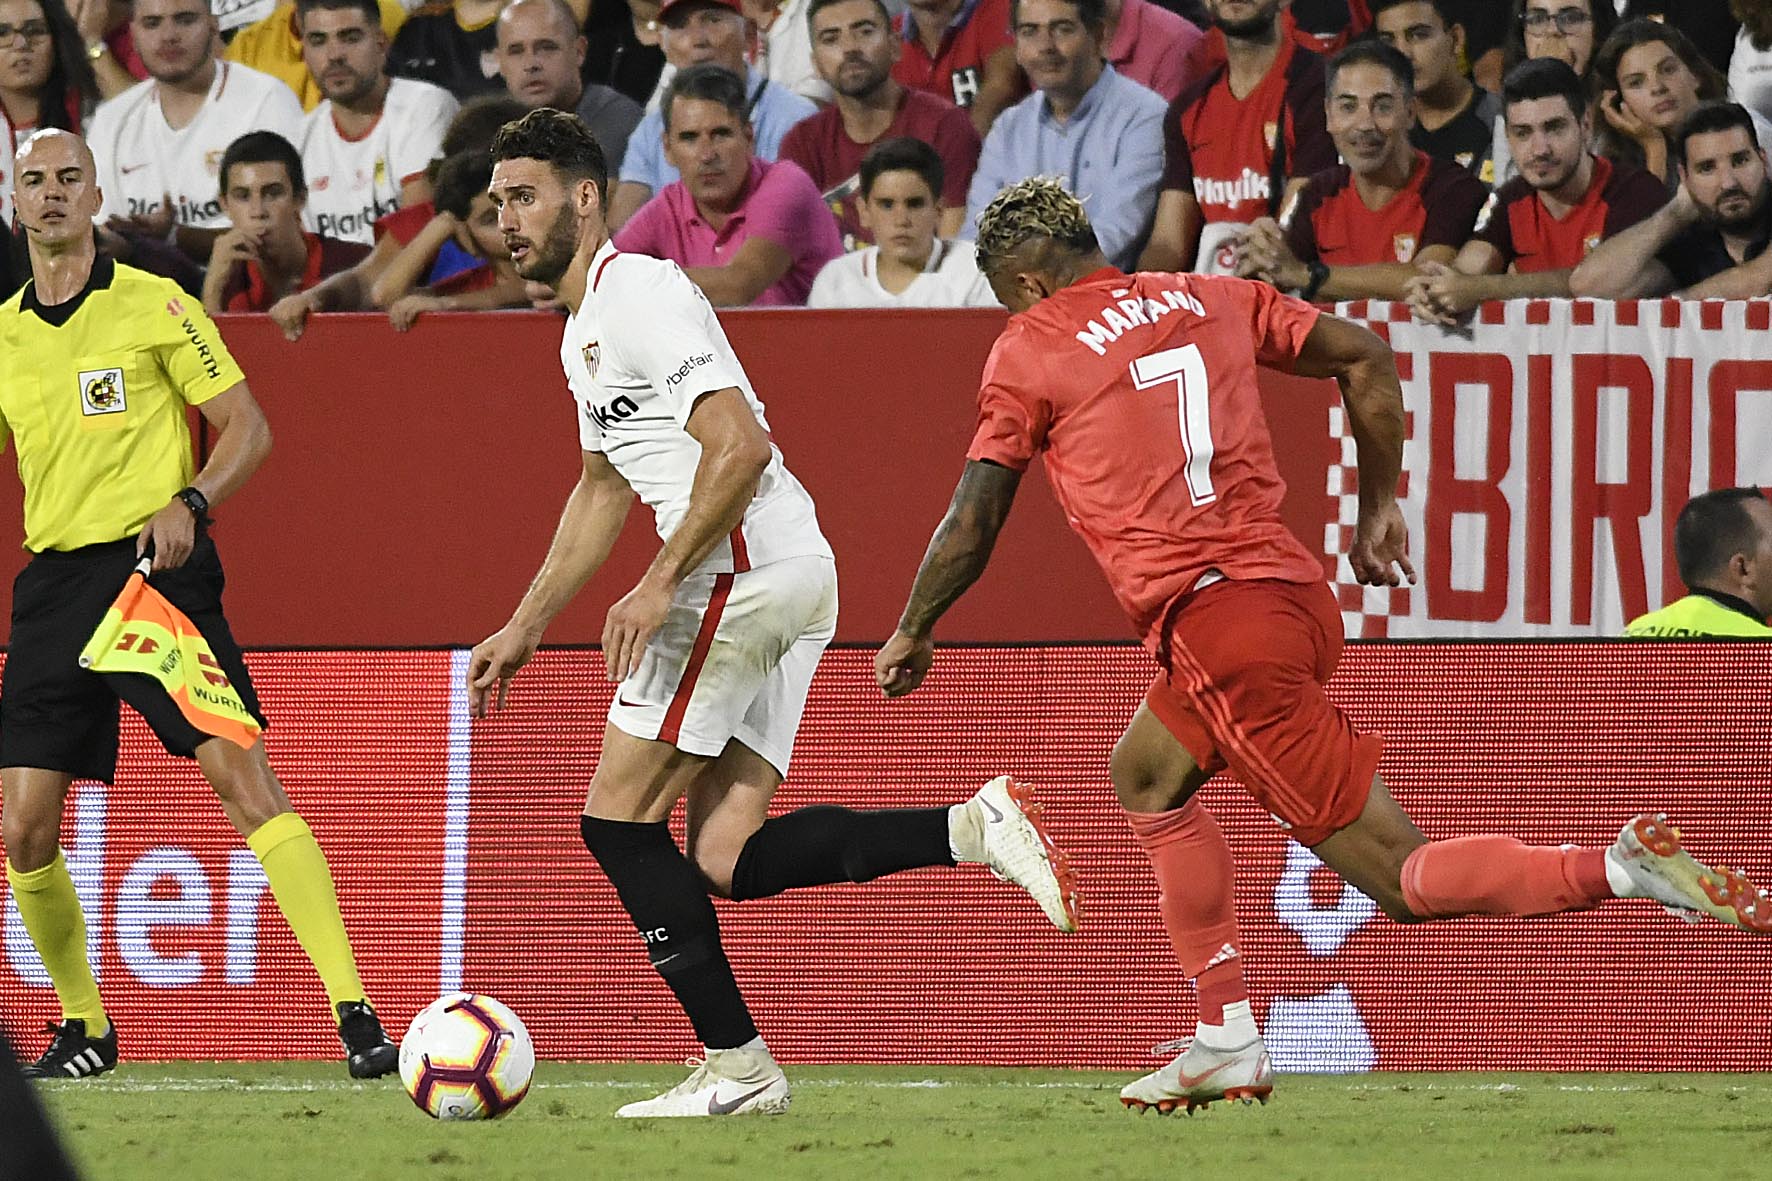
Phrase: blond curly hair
[{"left": 974, "top": 177, "right": 1100, "bottom": 274}]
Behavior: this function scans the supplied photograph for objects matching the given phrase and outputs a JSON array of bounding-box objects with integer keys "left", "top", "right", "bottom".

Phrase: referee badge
[{"left": 78, "top": 367, "right": 127, "bottom": 416}]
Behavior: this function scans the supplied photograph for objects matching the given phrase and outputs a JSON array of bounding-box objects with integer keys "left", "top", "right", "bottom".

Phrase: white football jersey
[
  {"left": 560, "top": 243, "right": 831, "bottom": 574},
  {"left": 807, "top": 240, "right": 998, "bottom": 309},
  {"left": 88, "top": 61, "right": 305, "bottom": 229},
  {"left": 1, "top": 112, "right": 28, "bottom": 233},
  {"left": 300, "top": 78, "right": 458, "bottom": 244}
]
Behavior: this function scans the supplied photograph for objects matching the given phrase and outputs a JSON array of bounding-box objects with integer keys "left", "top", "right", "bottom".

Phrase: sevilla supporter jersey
[
  {"left": 1164, "top": 37, "right": 1333, "bottom": 227},
  {"left": 87, "top": 62, "right": 305, "bottom": 230},
  {"left": 559, "top": 242, "right": 832, "bottom": 574},
  {"left": 967, "top": 269, "right": 1326, "bottom": 647},
  {"left": 777, "top": 88, "right": 980, "bottom": 247},
  {"left": 1472, "top": 154, "right": 1667, "bottom": 273},
  {"left": 1280, "top": 152, "right": 1488, "bottom": 266},
  {"left": 892, "top": 0, "right": 1019, "bottom": 110},
  {"left": 299, "top": 78, "right": 458, "bottom": 245}
]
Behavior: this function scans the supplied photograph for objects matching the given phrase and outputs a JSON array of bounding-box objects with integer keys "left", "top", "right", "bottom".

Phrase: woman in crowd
[
  {"left": 1593, "top": 19, "right": 1772, "bottom": 188},
  {"left": 1, "top": 0, "right": 99, "bottom": 227},
  {"left": 1492, "top": 0, "right": 1618, "bottom": 179}
]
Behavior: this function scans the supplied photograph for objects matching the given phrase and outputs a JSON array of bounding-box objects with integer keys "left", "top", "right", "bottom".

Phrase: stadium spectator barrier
[
  {"left": 1, "top": 643, "right": 1767, "bottom": 1071},
  {"left": 1, "top": 304, "right": 1768, "bottom": 1070}
]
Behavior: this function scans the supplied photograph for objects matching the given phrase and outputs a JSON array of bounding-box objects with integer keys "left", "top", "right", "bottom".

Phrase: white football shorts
[{"left": 608, "top": 554, "right": 837, "bottom": 775}]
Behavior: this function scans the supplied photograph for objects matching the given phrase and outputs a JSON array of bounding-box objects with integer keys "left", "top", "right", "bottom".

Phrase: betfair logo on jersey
[
  {"left": 588, "top": 394, "right": 639, "bottom": 430},
  {"left": 78, "top": 367, "right": 127, "bottom": 416},
  {"left": 666, "top": 353, "right": 716, "bottom": 388},
  {"left": 1192, "top": 168, "right": 1271, "bottom": 212},
  {"left": 1073, "top": 288, "right": 1207, "bottom": 358}
]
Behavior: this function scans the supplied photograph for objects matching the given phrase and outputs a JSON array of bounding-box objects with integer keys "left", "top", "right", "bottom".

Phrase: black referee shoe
[
  {"left": 22, "top": 1019, "right": 118, "bottom": 1080},
  {"left": 337, "top": 1001, "right": 398, "bottom": 1079}
]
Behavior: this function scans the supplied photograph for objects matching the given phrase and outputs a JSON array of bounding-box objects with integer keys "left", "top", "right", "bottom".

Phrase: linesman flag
[{"left": 77, "top": 557, "right": 261, "bottom": 749}]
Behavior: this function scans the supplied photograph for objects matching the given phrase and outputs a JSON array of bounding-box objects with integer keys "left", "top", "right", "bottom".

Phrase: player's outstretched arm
[
  {"left": 877, "top": 460, "right": 1021, "bottom": 697},
  {"left": 1292, "top": 315, "right": 1416, "bottom": 589},
  {"left": 469, "top": 450, "right": 635, "bottom": 716},
  {"left": 602, "top": 389, "right": 774, "bottom": 682}
]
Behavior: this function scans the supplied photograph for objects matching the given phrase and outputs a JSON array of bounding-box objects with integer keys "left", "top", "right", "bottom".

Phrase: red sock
[
  {"left": 1125, "top": 800, "right": 1247, "bottom": 1021},
  {"left": 1400, "top": 836, "right": 1613, "bottom": 919}
]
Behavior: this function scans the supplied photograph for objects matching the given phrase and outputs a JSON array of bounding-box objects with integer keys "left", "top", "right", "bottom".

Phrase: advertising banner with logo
[
  {"left": 1327, "top": 299, "right": 1772, "bottom": 638},
  {"left": 3, "top": 644, "right": 1767, "bottom": 1071}
]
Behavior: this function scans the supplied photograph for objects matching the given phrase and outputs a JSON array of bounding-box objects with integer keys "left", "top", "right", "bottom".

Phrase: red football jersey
[
  {"left": 1472, "top": 154, "right": 1668, "bottom": 273},
  {"left": 967, "top": 269, "right": 1327, "bottom": 647},
  {"left": 1281, "top": 152, "right": 1489, "bottom": 266},
  {"left": 892, "top": 0, "right": 1019, "bottom": 110}
]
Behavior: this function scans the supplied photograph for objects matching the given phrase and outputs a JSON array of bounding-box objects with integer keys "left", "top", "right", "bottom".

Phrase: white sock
[
  {"left": 1195, "top": 1000, "right": 1258, "bottom": 1049},
  {"left": 948, "top": 802, "right": 984, "bottom": 863},
  {"left": 1604, "top": 848, "right": 1636, "bottom": 897}
]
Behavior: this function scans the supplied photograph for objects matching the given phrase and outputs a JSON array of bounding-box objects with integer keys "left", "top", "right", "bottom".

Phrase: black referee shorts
[{"left": 0, "top": 534, "right": 267, "bottom": 783}]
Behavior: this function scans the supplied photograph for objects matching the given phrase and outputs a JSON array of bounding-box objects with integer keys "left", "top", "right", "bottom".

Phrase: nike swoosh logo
[
  {"left": 1175, "top": 1059, "right": 1236, "bottom": 1090},
  {"left": 708, "top": 1081, "right": 774, "bottom": 1115},
  {"left": 120, "top": 164, "right": 148, "bottom": 174},
  {"left": 979, "top": 797, "right": 1004, "bottom": 824},
  {"left": 615, "top": 695, "right": 646, "bottom": 708}
]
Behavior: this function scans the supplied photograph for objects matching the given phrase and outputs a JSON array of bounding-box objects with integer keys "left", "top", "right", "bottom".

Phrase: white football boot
[
  {"left": 615, "top": 1045, "right": 791, "bottom": 1118},
  {"left": 958, "top": 776, "right": 1080, "bottom": 932},
  {"left": 1606, "top": 813, "right": 1772, "bottom": 932},
  {"left": 1120, "top": 1037, "right": 1274, "bottom": 1115}
]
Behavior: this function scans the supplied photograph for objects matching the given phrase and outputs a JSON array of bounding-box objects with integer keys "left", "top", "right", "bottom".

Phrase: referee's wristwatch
[{"left": 175, "top": 486, "right": 212, "bottom": 525}]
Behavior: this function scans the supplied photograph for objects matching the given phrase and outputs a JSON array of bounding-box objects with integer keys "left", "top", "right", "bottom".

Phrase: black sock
[
  {"left": 579, "top": 815, "right": 757, "bottom": 1049},
  {"left": 727, "top": 806, "right": 955, "bottom": 902}
]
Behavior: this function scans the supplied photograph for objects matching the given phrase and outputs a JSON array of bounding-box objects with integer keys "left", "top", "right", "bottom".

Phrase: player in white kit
[{"left": 470, "top": 109, "right": 1079, "bottom": 1118}]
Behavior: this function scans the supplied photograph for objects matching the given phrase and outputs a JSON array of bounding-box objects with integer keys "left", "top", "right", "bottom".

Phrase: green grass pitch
[{"left": 36, "top": 1064, "right": 1772, "bottom": 1180}]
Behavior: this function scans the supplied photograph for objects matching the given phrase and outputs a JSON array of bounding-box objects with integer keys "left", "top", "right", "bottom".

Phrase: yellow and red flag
[{"left": 77, "top": 558, "right": 261, "bottom": 749}]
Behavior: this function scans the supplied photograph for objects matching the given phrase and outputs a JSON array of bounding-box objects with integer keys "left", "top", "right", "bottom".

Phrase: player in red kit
[{"left": 877, "top": 176, "right": 1772, "bottom": 1115}]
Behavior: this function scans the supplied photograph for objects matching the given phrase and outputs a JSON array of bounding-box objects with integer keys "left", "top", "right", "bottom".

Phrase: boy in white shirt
[
  {"left": 807, "top": 137, "right": 998, "bottom": 308},
  {"left": 297, "top": 0, "right": 458, "bottom": 244},
  {"left": 86, "top": 0, "right": 305, "bottom": 261}
]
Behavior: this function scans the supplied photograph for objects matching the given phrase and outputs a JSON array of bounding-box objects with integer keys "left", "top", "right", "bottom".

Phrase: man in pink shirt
[
  {"left": 615, "top": 64, "right": 844, "bottom": 305},
  {"left": 1105, "top": 0, "right": 1205, "bottom": 101}
]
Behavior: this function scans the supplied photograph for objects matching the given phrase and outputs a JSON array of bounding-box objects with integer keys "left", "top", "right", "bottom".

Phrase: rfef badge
[{"left": 78, "top": 367, "right": 127, "bottom": 416}]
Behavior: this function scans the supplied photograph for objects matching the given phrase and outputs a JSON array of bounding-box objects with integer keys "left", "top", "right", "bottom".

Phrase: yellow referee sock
[
  {"left": 247, "top": 813, "right": 366, "bottom": 1015},
  {"left": 6, "top": 851, "right": 107, "bottom": 1036}
]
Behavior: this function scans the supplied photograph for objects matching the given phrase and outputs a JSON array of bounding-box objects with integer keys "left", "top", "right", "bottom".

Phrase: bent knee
[
  {"left": 1110, "top": 738, "right": 1194, "bottom": 813},
  {"left": 1, "top": 815, "right": 60, "bottom": 871},
  {"left": 685, "top": 833, "right": 744, "bottom": 899}
]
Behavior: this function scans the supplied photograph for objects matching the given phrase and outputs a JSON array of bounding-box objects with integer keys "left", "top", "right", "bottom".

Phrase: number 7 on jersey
[{"left": 1130, "top": 344, "right": 1217, "bottom": 506}]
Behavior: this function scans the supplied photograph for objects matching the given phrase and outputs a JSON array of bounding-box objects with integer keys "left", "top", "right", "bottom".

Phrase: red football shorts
[{"left": 1145, "top": 578, "right": 1382, "bottom": 847}]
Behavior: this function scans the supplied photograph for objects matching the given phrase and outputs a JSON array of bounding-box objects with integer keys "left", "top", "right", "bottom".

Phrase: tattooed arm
[{"left": 875, "top": 460, "right": 1023, "bottom": 697}]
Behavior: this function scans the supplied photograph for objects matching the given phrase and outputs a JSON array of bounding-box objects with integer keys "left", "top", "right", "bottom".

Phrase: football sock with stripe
[
  {"left": 726, "top": 806, "right": 955, "bottom": 902},
  {"left": 1400, "top": 836, "right": 1612, "bottom": 918},
  {"left": 6, "top": 852, "right": 107, "bottom": 1037},
  {"left": 247, "top": 812, "right": 366, "bottom": 1013},
  {"left": 1125, "top": 801, "right": 1253, "bottom": 1047},
  {"left": 580, "top": 815, "right": 758, "bottom": 1049}
]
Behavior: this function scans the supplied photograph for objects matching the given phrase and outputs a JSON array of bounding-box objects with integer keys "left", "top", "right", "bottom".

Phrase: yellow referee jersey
[
  {"left": 0, "top": 258, "right": 245, "bottom": 553},
  {"left": 1624, "top": 592, "right": 1772, "bottom": 637}
]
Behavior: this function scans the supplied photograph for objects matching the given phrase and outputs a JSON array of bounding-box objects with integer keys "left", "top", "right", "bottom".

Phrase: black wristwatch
[
  {"left": 175, "top": 486, "right": 212, "bottom": 524},
  {"left": 1301, "top": 261, "right": 1332, "bottom": 303}
]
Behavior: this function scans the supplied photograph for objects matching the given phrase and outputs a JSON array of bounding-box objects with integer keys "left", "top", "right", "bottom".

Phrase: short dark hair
[
  {"left": 1501, "top": 56, "right": 1587, "bottom": 119},
  {"left": 805, "top": 0, "right": 891, "bottom": 33},
  {"left": 1008, "top": 0, "right": 1106, "bottom": 31},
  {"left": 443, "top": 95, "right": 532, "bottom": 158},
  {"left": 1369, "top": 0, "right": 1461, "bottom": 28},
  {"left": 1676, "top": 101, "right": 1762, "bottom": 167},
  {"left": 432, "top": 148, "right": 495, "bottom": 220},
  {"left": 859, "top": 137, "right": 944, "bottom": 200},
  {"left": 1675, "top": 487, "right": 1770, "bottom": 586},
  {"left": 218, "top": 131, "right": 305, "bottom": 197},
  {"left": 1504, "top": 0, "right": 1619, "bottom": 79},
  {"left": 662, "top": 63, "right": 750, "bottom": 132},
  {"left": 294, "top": 0, "right": 380, "bottom": 27},
  {"left": 1327, "top": 39, "right": 1415, "bottom": 100},
  {"left": 488, "top": 106, "right": 610, "bottom": 202}
]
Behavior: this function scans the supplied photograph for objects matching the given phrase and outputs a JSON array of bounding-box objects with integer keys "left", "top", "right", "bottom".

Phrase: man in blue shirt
[
  {"left": 959, "top": 0, "right": 1166, "bottom": 268},
  {"left": 609, "top": 0, "right": 818, "bottom": 229}
]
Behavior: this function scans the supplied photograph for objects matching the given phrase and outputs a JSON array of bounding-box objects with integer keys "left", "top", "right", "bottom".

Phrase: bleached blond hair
[{"left": 974, "top": 176, "right": 1100, "bottom": 275}]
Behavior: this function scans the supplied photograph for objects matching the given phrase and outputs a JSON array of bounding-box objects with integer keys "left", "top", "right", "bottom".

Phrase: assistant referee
[{"left": 0, "top": 130, "right": 396, "bottom": 1080}]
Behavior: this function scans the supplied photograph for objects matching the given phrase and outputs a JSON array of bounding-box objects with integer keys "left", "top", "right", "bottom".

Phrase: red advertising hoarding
[{"left": 3, "top": 643, "right": 1767, "bottom": 1071}]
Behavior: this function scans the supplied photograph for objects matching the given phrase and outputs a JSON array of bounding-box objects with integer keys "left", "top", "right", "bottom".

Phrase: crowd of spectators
[{"left": 9, "top": 0, "right": 1772, "bottom": 318}]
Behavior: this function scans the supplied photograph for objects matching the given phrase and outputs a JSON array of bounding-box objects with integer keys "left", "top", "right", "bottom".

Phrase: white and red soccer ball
[{"left": 399, "top": 993, "right": 535, "bottom": 1120}]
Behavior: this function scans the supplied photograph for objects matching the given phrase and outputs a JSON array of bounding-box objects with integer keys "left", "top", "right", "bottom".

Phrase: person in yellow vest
[
  {"left": 225, "top": 0, "right": 411, "bottom": 111},
  {"left": 1625, "top": 487, "right": 1772, "bottom": 637},
  {"left": 0, "top": 128, "right": 398, "bottom": 1080}
]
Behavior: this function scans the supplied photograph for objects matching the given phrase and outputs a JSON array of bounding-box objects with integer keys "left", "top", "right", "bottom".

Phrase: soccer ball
[{"left": 399, "top": 993, "right": 535, "bottom": 1120}]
